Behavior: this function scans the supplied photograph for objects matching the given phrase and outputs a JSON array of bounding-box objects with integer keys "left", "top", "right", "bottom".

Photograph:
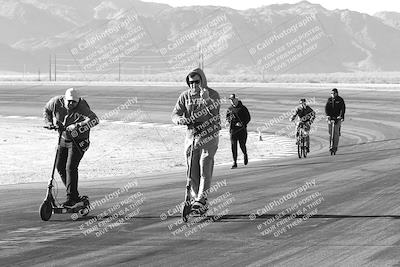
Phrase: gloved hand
[
  {"left": 200, "top": 87, "right": 210, "bottom": 101},
  {"left": 177, "top": 117, "right": 190, "bottom": 125},
  {"left": 55, "top": 121, "right": 65, "bottom": 130},
  {"left": 66, "top": 124, "right": 77, "bottom": 131},
  {"left": 44, "top": 122, "right": 55, "bottom": 130}
]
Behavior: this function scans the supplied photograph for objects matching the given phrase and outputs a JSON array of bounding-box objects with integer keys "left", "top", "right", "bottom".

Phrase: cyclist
[
  {"left": 290, "top": 98, "right": 315, "bottom": 153},
  {"left": 325, "top": 88, "right": 346, "bottom": 154}
]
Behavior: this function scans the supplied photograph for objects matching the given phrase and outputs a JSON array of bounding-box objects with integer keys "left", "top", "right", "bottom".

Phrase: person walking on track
[
  {"left": 172, "top": 68, "right": 221, "bottom": 212},
  {"left": 325, "top": 88, "right": 346, "bottom": 154},
  {"left": 226, "top": 94, "right": 251, "bottom": 169}
]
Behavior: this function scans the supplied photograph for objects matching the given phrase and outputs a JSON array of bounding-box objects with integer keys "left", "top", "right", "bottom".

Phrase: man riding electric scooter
[
  {"left": 43, "top": 88, "right": 99, "bottom": 207},
  {"left": 325, "top": 88, "right": 346, "bottom": 154},
  {"left": 172, "top": 68, "right": 221, "bottom": 219}
]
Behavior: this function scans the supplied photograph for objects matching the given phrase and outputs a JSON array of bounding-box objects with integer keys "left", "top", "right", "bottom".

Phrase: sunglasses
[{"left": 189, "top": 80, "right": 200, "bottom": 85}]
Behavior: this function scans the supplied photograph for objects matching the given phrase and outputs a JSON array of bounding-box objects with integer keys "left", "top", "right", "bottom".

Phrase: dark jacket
[
  {"left": 325, "top": 96, "right": 346, "bottom": 120},
  {"left": 291, "top": 105, "right": 315, "bottom": 123},
  {"left": 226, "top": 100, "right": 251, "bottom": 134},
  {"left": 44, "top": 96, "right": 99, "bottom": 145}
]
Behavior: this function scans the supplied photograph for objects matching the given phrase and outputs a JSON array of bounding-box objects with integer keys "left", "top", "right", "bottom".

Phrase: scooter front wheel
[
  {"left": 182, "top": 203, "right": 191, "bottom": 223},
  {"left": 40, "top": 201, "right": 53, "bottom": 221}
]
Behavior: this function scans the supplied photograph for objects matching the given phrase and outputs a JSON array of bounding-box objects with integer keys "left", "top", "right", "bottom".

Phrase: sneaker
[
  {"left": 244, "top": 154, "right": 248, "bottom": 165},
  {"left": 231, "top": 163, "right": 237, "bottom": 169},
  {"left": 192, "top": 200, "right": 208, "bottom": 215},
  {"left": 62, "top": 198, "right": 79, "bottom": 208}
]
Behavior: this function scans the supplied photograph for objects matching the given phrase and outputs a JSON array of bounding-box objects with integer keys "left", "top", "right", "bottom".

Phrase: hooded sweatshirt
[
  {"left": 44, "top": 96, "right": 99, "bottom": 147},
  {"left": 226, "top": 100, "right": 251, "bottom": 134},
  {"left": 172, "top": 68, "right": 221, "bottom": 147}
]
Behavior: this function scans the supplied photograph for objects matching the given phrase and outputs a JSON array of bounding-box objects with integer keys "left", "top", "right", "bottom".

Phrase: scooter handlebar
[
  {"left": 43, "top": 125, "right": 59, "bottom": 130},
  {"left": 44, "top": 125, "right": 56, "bottom": 130},
  {"left": 44, "top": 124, "right": 65, "bottom": 131}
]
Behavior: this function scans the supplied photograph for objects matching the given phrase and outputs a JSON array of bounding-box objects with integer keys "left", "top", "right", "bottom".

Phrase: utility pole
[
  {"left": 201, "top": 45, "right": 204, "bottom": 70},
  {"left": 118, "top": 56, "right": 121, "bottom": 82},
  {"left": 198, "top": 43, "right": 204, "bottom": 70},
  {"left": 54, "top": 54, "right": 57, "bottom": 81},
  {"left": 49, "top": 54, "right": 52, "bottom": 81},
  {"left": 38, "top": 68, "right": 41, "bottom": 81},
  {"left": 23, "top": 64, "right": 26, "bottom": 80}
]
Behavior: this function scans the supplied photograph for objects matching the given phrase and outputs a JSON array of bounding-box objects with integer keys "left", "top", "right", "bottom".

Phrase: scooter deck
[
  {"left": 53, "top": 203, "right": 88, "bottom": 214},
  {"left": 182, "top": 205, "right": 209, "bottom": 222}
]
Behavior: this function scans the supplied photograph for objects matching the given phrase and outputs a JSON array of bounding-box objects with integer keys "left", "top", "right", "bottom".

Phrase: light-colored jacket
[{"left": 172, "top": 68, "right": 221, "bottom": 148}]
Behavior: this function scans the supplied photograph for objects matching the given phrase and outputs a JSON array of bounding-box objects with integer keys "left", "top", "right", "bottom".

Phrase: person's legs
[
  {"left": 238, "top": 130, "right": 248, "bottom": 164},
  {"left": 332, "top": 120, "right": 341, "bottom": 151},
  {"left": 197, "top": 136, "right": 219, "bottom": 203},
  {"left": 304, "top": 123, "right": 311, "bottom": 151},
  {"left": 56, "top": 146, "right": 68, "bottom": 186},
  {"left": 65, "top": 145, "right": 84, "bottom": 201},
  {"left": 238, "top": 130, "right": 247, "bottom": 155},
  {"left": 328, "top": 121, "right": 333, "bottom": 149},
  {"left": 230, "top": 133, "right": 238, "bottom": 166},
  {"left": 295, "top": 123, "right": 301, "bottom": 144},
  {"left": 187, "top": 143, "right": 201, "bottom": 200}
]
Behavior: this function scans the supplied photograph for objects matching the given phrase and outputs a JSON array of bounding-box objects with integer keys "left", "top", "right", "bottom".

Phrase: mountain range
[{"left": 1, "top": 0, "right": 400, "bottom": 77}]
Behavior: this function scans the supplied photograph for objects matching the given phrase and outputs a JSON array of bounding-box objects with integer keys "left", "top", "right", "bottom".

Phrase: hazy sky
[{"left": 142, "top": 0, "right": 400, "bottom": 15}]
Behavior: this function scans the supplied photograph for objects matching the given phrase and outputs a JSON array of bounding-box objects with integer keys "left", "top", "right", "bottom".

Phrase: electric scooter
[
  {"left": 181, "top": 138, "right": 209, "bottom": 222},
  {"left": 39, "top": 125, "right": 90, "bottom": 221}
]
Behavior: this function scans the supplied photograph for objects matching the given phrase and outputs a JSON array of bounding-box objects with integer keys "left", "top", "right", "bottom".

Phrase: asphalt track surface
[{"left": 1, "top": 84, "right": 400, "bottom": 266}]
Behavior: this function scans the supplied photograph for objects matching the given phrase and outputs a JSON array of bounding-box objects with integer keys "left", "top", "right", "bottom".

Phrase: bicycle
[{"left": 295, "top": 122, "right": 309, "bottom": 159}]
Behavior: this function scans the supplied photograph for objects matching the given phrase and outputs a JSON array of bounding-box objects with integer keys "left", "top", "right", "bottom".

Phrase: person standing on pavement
[
  {"left": 226, "top": 94, "right": 251, "bottom": 169},
  {"left": 325, "top": 88, "right": 346, "bottom": 154},
  {"left": 171, "top": 68, "right": 221, "bottom": 213}
]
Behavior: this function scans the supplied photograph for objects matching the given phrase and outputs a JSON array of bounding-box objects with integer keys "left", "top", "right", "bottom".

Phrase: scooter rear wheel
[
  {"left": 78, "top": 207, "right": 90, "bottom": 216},
  {"left": 40, "top": 201, "right": 53, "bottom": 221}
]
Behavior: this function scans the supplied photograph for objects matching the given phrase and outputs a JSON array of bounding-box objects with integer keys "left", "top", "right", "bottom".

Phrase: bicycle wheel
[
  {"left": 297, "top": 137, "right": 302, "bottom": 158},
  {"left": 302, "top": 137, "right": 307, "bottom": 158}
]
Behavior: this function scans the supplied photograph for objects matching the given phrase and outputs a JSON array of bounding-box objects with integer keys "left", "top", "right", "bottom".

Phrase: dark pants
[
  {"left": 56, "top": 141, "right": 85, "bottom": 200},
  {"left": 230, "top": 129, "right": 247, "bottom": 163}
]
